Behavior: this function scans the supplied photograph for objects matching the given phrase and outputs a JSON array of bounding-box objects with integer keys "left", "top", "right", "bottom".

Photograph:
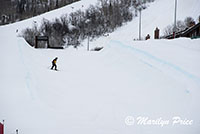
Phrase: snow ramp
[
  {"left": 1, "top": 0, "right": 200, "bottom": 133},
  {"left": 1, "top": 35, "right": 200, "bottom": 134}
]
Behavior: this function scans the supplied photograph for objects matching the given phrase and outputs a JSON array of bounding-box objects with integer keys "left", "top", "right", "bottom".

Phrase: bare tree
[{"left": 184, "top": 16, "right": 195, "bottom": 27}]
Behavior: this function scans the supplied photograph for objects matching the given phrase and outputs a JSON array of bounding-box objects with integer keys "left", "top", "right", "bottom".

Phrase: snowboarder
[{"left": 51, "top": 57, "right": 58, "bottom": 70}]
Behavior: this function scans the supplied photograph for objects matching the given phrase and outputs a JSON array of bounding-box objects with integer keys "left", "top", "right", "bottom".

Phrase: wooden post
[
  {"left": 154, "top": 27, "right": 160, "bottom": 39},
  {"left": 47, "top": 36, "right": 50, "bottom": 48},
  {"left": 199, "top": 16, "right": 200, "bottom": 23},
  {"left": 173, "top": 32, "right": 175, "bottom": 39},
  {"left": 0, "top": 120, "right": 4, "bottom": 134},
  {"left": 35, "top": 36, "right": 38, "bottom": 48}
]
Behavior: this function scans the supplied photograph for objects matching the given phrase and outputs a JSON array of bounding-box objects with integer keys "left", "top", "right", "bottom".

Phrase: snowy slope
[
  {"left": 0, "top": 0, "right": 200, "bottom": 134},
  {"left": 1, "top": 37, "right": 200, "bottom": 134},
  {"left": 0, "top": 0, "right": 99, "bottom": 36},
  {"left": 103, "top": 0, "right": 200, "bottom": 42}
]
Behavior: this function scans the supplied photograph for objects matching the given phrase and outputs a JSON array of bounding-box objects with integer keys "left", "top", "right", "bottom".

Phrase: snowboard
[{"left": 50, "top": 69, "right": 59, "bottom": 71}]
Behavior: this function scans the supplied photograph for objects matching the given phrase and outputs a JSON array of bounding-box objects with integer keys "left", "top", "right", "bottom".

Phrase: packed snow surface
[{"left": 0, "top": 0, "right": 200, "bottom": 134}]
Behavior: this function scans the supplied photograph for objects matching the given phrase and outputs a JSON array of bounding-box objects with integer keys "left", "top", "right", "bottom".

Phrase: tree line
[
  {"left": 0, "top": 0, "right": 79, "bottom": 25},
  {"left": 21, "top": 0, "right": 155, "bottom": 48}
]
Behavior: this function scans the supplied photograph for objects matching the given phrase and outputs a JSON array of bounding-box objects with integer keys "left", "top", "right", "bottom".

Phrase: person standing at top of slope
[{"left": 51, "top": 57, "right": 58, "bottom": 70}]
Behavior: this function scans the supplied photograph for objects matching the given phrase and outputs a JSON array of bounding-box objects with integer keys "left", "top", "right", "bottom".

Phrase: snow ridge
[{"left": 109, "top": 40, "right": 200, "bottom": 86}]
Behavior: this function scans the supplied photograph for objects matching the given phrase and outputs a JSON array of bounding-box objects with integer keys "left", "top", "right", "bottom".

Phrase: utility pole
[
  {"left": 137, "top": 0, "right": 143, "bottom": 40},
  {"left": 173, "top": 0, "right": 177, "bottom": 38},
  {"left": 87, "top": 35, "right": 89, "bottom": 51},
  {"left": 139, "top": 8, "right": 142, "bottom": 40}
]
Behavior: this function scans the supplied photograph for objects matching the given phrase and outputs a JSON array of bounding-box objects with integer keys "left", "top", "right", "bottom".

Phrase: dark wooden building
[
  {"left": 165, "top": 22, "right": 200, "bottom": 39},
  {"left": 182, "top": 22, "right": 200, "bottom": 39}
]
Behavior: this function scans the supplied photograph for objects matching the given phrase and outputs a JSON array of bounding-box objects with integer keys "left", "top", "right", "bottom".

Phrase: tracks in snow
[{"left": 108, "top": 40, "right": 200, "bottom": 87}]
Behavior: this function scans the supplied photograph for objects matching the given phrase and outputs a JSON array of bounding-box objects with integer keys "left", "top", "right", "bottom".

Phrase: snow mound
[{"left": 0, "top": 0, "right": 200, "bottom": 134}]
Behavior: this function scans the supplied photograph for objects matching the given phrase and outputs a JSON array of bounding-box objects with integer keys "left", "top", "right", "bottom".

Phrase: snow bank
[{"left": 0, "top": 0, "right": 200, "bottom": 134}]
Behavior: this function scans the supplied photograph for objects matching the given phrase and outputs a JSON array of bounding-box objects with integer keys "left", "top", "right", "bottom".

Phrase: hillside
[{"left": 0, "top": 0, "right": 200, "bottom": 134}]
